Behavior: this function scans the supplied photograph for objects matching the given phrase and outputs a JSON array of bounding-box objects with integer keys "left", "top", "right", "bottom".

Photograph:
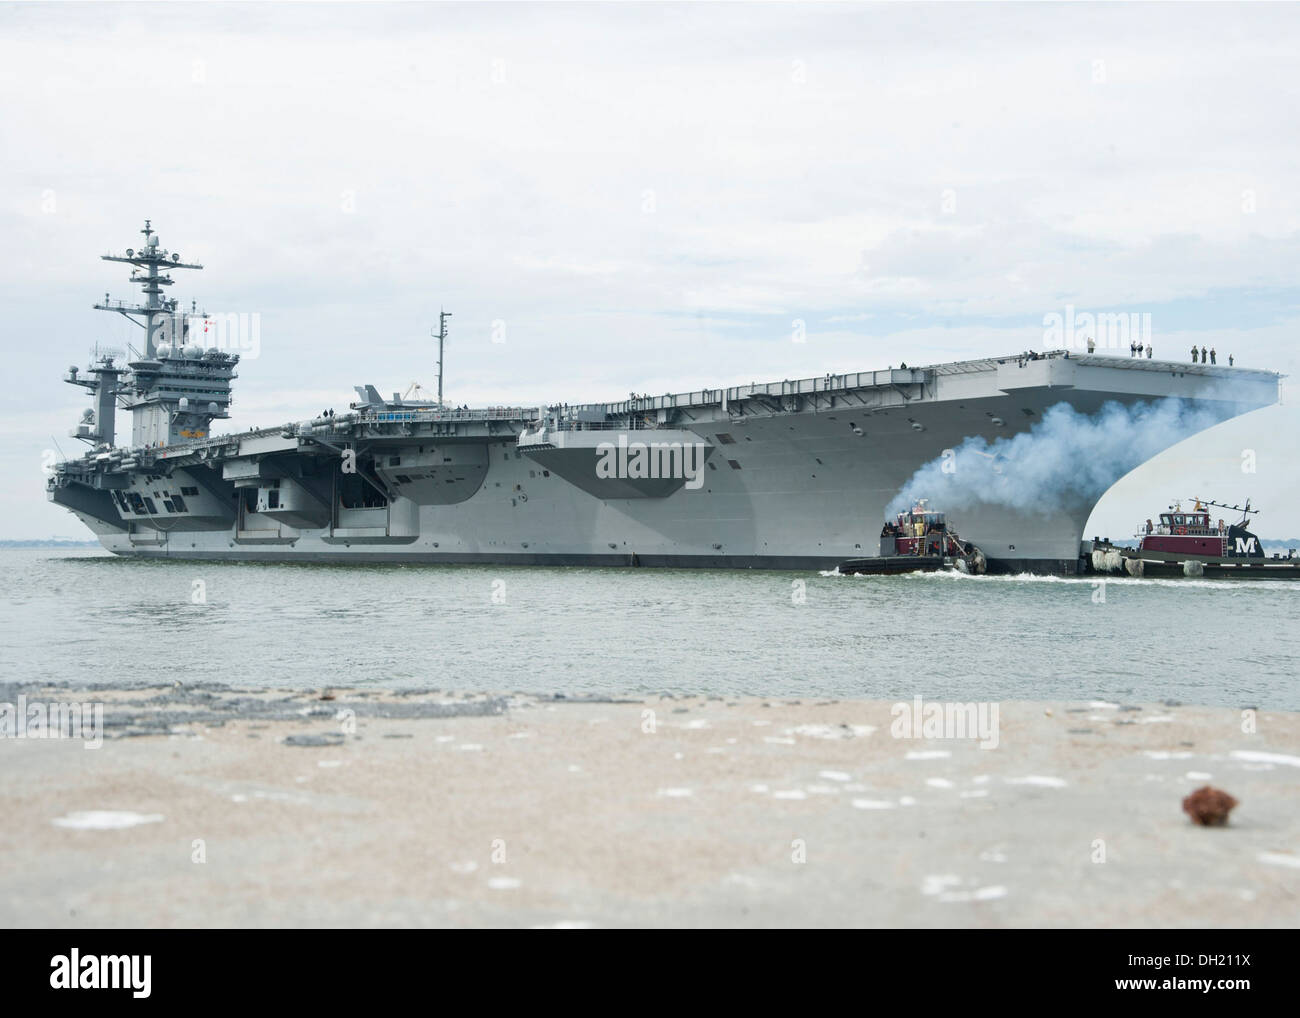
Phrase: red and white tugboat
[
  {"left": 838, "top": 500, "right": 987, "bottom": 575},
  {"left": 1091, "top": 498, "right": 1300, "bottom": 578}
]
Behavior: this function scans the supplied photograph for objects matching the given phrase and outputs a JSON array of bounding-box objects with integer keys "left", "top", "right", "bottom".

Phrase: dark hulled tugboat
[
  {"left": 1090, "top": 498, "right": 1300, "bottom": 578},
  {"left": 838, "top": 500, "right": 986, "bottom": 576}
]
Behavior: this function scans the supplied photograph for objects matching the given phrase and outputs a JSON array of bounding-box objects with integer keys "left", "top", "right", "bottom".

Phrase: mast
[
  {"left": 94, "top": 219, "right": 203, "bottom": 359},
  {"left": 1192, "top": 497, "right": 1257, "bottom": 525},
  {"left": 434, "top": 309, "right": 452, "bottom": 407}
]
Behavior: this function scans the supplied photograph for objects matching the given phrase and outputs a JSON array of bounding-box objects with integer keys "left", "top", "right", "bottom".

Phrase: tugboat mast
[{"left": 1190, "top": 497, "right": 1257, "bottom": 524}]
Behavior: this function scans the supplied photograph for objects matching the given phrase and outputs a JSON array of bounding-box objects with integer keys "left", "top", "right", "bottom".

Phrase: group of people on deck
[
  {"left": 1191, "top": 346, "right": 1232, "bottom": 365},
  {"left": 1085, "top": 337, "right": 1236, "bottom": 367}
]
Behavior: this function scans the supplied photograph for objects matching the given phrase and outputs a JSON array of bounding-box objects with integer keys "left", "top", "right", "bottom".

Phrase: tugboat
[
  {"left": 1090, "top": 498, "right": 1300, "bottom": 578},
  {"left": 838, "top": 500, "right": 987, "bottom": 576}
]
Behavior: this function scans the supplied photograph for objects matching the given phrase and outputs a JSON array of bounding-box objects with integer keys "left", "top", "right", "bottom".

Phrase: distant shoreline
[{"left": 0, "top": 541, "right": 100, "bottom": 548}]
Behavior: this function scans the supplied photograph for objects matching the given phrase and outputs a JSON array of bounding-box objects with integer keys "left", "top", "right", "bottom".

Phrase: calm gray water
[{"left": 1, "top": 548, "right": 1295, "bottom": 709}]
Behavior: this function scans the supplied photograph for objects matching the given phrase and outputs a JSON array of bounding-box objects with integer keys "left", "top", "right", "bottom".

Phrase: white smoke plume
[{"left": 885, "top": 396, "right": 1237, "bottom": 519}]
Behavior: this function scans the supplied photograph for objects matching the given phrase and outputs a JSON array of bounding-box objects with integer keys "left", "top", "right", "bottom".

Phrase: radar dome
[
  {"left": 156, "top": 343, "right": 172, "bottom": 358},
  {"left": 183, "top": 343, "right": 202, "bottom": 357},
  {"left": 178, "top": 397, "right": 190, "bottom": 410}
]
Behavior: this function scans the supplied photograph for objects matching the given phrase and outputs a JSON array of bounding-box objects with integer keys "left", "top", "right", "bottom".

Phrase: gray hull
[{"left": 54, "top": 353, "right": 1281, "bottom": 576}]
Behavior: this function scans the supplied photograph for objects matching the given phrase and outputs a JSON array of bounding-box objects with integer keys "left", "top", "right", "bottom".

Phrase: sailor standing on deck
[
  {"left": 1201, "top": 345, "right": 1208, "bottom": 362},
  {"left": 1191, "top": 345, "right": 1199, "bottom": 363},
  {"left": 1130, "top": 341, "right": 1137, "bottom": 357},
  {"left": 1146, "top": 344, "right": 1153, "bottom": 358},
  {"left": 1086, "top": 336, "right": 1096, "bottom": 353},
  {"left": 1210, "top": 348, "right": 1217, "bottom": 364}
]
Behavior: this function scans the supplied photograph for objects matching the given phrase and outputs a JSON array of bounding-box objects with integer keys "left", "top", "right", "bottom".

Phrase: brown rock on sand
[{"left": 1182, "top": 785, "right": 1239, "bottom": 826}]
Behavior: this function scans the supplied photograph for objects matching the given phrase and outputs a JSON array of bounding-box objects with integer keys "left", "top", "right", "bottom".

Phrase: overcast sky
[{"left": 3, "top": 2, "right": 1297, "bottom": 539}]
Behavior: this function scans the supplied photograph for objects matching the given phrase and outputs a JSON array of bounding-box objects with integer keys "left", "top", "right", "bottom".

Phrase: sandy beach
[{"left": 2, "top": 683, "right": 1297, "bottom": 928}]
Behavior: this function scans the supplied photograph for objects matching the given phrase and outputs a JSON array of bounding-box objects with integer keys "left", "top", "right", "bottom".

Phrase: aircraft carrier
[{"left": 47, "top": 223, "right": 1282, "bottom": 574}]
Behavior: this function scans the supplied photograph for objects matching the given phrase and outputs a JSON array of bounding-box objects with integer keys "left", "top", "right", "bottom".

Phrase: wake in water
[
  {"left": 819, "top": 568, "right": 1297, "bottom": 590},
  {"left": 886, "top": 396, "right": 1234, "bottom": 519},
  {"left": 897, "top": 570, "right": 1284, "bottom": 590}
]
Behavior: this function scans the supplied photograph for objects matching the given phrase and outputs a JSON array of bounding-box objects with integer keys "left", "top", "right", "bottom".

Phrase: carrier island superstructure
[{"left": 48, "top": 224, "right": 1282, "bottom": 574}]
